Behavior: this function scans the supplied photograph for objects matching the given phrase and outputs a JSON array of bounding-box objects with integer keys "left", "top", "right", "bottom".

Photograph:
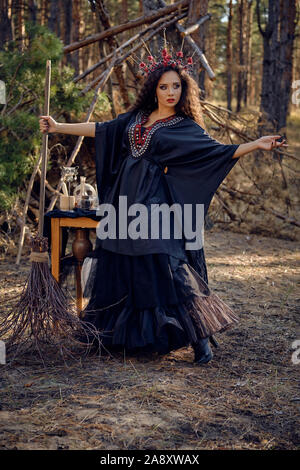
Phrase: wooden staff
[{"left": 39, "top": 59, "right": 51, "bottom": 236}]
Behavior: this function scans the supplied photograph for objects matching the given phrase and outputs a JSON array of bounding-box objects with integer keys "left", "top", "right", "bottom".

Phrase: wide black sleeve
[
  {"left": 159, "top": 120, "right": 240, "bottom": 215},
  {"left": 94, "top": 111, "right": 134, "bottom": 202}
]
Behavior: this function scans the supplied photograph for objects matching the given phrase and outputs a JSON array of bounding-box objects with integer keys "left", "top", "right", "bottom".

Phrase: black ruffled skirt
[{"left": 81, "top": 248, "right": 238, "bottom": 355}]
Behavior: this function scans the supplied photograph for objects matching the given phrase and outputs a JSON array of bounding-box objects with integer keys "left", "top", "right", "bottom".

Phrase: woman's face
[{"left": 156, "top": 70, "right": 182, "bottom": 109}]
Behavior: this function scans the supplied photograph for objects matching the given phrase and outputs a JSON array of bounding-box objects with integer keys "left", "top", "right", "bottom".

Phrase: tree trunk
[
  {"left": 276, "top": 0, "right": 297, "bottom": 132},
  {"left": 121, "top": 0, "right": 129, "bottom": 41},
  {"left": 292, "top": 24, "right": 300, "bottom": 111},
  {"left": 15, "top": 0, "right": 25, "bottom": 51},
  {"left": 122, "top": 0, "right": 129, "bottom": 21},
  {"left": 187, "top": 0, "right": 209, "bottom": 92},
  {"left": 243, "top": 0, "right": 253, "bottom": 107},
  {"left": 63, "top": 0, "right": 73, "bottom": 67},
  {"left": 236, "top": 0, "right": 247, "bottom": 112},
  {"left": 28, "top": 0, "right": 38, "bottom": 24},
  {"left": 205, "top": 15, "right": 216, "bottom": 100},
  {"left": 139, "top": 0, "right": 143, "bottom": 15},
  {"left": 226, "top": 0, "right": 233, "bottom": 111},
  {"left": 48, "top": 0, "right": 58, "bottom": 34},
  {"left": 40, "top": 0, "right": 49, "bottom": 26},
  {"left": 71, "top": 0, "right": 82, "bottom": 76},
  {"left": 94, "top": 0, "right": 130, "bottom": 110},
  {"left": 257, "top": 0, "right": 297, "bottom": 135},
  {"left": 0, "top": 0, "right": 13, "bottom": 48}
]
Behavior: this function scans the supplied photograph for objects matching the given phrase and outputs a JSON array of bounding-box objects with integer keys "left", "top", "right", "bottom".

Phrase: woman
[{"left": 39, "top": 61, "right": 287, "bottom": 364}]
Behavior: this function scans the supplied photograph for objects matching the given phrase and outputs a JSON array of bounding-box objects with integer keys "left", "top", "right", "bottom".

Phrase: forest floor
[{"left": 0, "top": 230, "right": 299, "bottom": 451}]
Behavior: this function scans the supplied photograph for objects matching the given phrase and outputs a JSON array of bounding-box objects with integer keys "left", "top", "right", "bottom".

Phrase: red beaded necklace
[
  {"left": 135, "top": 112, "right": 177, "bottom": 146},
  {"left": 128, "top": 110, "right": 184, "bottom": 158}
]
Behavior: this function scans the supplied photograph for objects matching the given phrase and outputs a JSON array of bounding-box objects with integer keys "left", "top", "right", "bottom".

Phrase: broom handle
[{"left": 38, "top": 59, "right": 51, "bottom": 237}]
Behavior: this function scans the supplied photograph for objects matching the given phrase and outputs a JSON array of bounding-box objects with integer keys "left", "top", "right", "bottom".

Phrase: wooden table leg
[
  {"left": 51, "top": 218, "right": 62, "bottom": 283},
  {"left": 72, "top": 228, "right": 92, "bottom": 316},
  {"left": 75, "top": 264, "right": 83, "bottom": 314}
]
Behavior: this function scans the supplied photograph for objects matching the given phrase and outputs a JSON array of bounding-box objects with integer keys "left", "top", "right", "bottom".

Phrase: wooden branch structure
[
  {"left": 63, "top": 0, "right": 190, "bottom": 54},
  {"left": 160, "top": 0, "right": 215, "bottom": 79},
  {"left": 183, "top": 14, "right": 212, "bottom": 35},
  {"left": 172, "top": 18, "right": 216, "bottom": 80},
  {"left": 79, "top": 11, "right": 187, "bottom": 96},
  {"left": 73, "top": 9, "right": 183, "bottom": 84}
]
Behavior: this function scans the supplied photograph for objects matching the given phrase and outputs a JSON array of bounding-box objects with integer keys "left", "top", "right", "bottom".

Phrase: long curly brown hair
[{"left": 128, "top": 64, "right": 206, "bottom": 129}]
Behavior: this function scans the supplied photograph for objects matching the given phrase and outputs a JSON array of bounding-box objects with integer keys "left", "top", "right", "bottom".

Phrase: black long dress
[{"left": 82, "top": 109, "right": 241, "bottom": 354}]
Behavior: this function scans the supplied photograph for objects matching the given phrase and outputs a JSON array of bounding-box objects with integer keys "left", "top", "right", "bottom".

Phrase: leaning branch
[
  {"left": 64, "top": 0, "right": 189, "bottom": 54},
  {"left": 73, "top": 10, "right": 182, "bottom": 84},
  {"left": 159, "top": 0, "right": 215, "bottom": 79},
  {"left": 79, "top": 11, "right": 187, "bottom": 96}
]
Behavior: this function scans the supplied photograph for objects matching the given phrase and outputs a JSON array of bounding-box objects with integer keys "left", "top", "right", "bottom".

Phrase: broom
[{"left": 0, "top": 60, "right": 100, "bottom": 364}]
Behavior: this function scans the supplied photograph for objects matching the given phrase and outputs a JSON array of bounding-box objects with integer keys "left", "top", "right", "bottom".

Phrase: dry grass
[{"left": 0, "top": 230, "right": 299, "bottom": 450}]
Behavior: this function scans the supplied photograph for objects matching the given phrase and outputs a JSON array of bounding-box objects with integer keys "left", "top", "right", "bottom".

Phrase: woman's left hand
[{"left": 256, "top": 135, "right": 288, "bottom": 151}]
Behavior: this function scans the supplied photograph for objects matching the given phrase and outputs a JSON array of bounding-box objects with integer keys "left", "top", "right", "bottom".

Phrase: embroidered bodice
[{"left": 128, "top": 110, "right": 184, "bottom": 158}]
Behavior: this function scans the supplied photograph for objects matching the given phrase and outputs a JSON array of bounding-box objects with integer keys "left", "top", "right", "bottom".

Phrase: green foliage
[{"left": 0, "top": 22, "right": 108, "bottom": 212}]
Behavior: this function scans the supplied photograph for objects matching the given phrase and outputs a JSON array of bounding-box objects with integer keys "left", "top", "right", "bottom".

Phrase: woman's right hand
[{"left": 39, "top": 115, "right": 57, "bottom": 134}]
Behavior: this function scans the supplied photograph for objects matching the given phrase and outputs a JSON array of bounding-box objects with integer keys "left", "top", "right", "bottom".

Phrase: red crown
[{"left": 137, "top": 47, "right": 194, "bottom": 78}]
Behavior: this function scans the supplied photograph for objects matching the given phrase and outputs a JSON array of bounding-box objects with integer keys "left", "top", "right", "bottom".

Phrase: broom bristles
[
  {"left": 0, "top": 236, "right": 102, "bottom": 364},
  {"left": 183, "top": 262, "right": 239, "bottom": 338},
  {"left": 185, "top": 292, "right": 239, "bottom": 339}
]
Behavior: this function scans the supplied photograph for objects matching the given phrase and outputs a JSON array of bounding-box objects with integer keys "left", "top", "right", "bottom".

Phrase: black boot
[{"left": 192, "top": 337, "right": 213, "bottom": 364}]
